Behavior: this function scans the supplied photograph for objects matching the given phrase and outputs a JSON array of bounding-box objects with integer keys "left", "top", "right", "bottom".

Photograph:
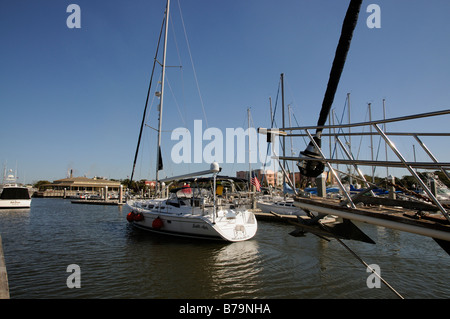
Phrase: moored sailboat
[
  {"left": 125, "top": 1, "right": 257, "bottom": 241},
  {"left": 126, "top": 162, "right": 258, "bottom": 242}
]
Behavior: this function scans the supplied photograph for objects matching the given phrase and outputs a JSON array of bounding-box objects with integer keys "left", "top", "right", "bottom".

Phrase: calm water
[{"left": 0, "top": 198, "right": 449, "bottom": 299}]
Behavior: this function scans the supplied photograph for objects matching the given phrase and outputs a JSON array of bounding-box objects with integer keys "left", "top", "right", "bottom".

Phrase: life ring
[
  {"left": 126, "top": 212, "right": 135, "bottom": 222},
  {"left": 152, "top": 217, "right": 163, "bottom": 229}
]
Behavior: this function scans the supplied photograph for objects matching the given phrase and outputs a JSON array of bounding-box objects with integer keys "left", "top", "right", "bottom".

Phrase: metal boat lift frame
[{"left": 264, "top": 109, "right": 450, "bottom": 244}]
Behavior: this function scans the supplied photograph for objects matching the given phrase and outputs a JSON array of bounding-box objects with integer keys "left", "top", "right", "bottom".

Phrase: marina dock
[{"left": 0, "top": 234, "right": 9, "bottom": 299}]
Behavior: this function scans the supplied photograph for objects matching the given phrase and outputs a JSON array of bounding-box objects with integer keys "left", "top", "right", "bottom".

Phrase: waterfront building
[
  {"left": 236, "top": 169, "right": 284, "bottom": 187},
  {"left": 36, "top": 176, "right": 121, "bottom": 198}
]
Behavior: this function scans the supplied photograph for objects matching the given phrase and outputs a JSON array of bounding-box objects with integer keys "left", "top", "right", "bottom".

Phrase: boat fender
[
  {"left": 127, "top": 212, "right": 136, "bottom": 222},
  {"left": 152, "top": 217, "right": 163, "bottom": 229},
  {"left": 134, "top": 213, "right": 144, "bottom": 222}
]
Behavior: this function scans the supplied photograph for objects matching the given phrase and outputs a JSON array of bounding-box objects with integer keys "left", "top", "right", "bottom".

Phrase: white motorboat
[
  {"left": 0, "top": 169, "right": 31, "bottom": 209},
  {"left": 126, "top": 163, "right": 258, "bottom": 242},
  {"left": 257, "top": 196, "right": 307, "bottom": 216}
]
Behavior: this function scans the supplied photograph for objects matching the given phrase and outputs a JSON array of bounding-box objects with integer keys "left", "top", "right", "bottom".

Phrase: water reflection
[
  {"left": 209, "top": 240, "right": 262, "bottom": 298},
  {"left": 0, "top": 198, "right": 449, "bottom": 299},
  {"left": 0, "top": 208, "right": 30, "bottom": 221}
]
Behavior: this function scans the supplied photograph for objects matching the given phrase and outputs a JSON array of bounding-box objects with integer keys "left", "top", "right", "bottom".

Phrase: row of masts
[
  {"left": 134, "top": 0, "right": 449, "bottom": 211},
  {"left": 275, "top": 73, "right": 449, "bottom": 186},
  {"left": 270, "top": 103, "right": 450, "bottom": 221},
  {"left": 260, "top": 72, "right": 450, "bottom": 225}
]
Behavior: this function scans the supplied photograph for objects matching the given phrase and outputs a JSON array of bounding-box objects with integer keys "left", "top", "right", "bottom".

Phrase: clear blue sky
[{"left": 1, "top": 0, "right": 449, "bottom": 183}]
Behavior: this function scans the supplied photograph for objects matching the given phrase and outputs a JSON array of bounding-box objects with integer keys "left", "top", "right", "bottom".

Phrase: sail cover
[{"left": 297, "top": 0, "right": 362, "bottom": 177}]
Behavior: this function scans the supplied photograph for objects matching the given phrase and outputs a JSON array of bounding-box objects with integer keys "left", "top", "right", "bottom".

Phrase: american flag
[{"left": 251, "top": 171, "right": 261, "bottom": 192}]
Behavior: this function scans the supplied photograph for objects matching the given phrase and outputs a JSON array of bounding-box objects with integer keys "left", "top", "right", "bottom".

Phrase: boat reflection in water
[{"left": 210, "top": 240, "right": 262, "bottom": 297}]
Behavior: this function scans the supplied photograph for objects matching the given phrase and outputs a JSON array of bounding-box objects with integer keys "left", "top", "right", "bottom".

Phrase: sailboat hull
[
  {"left": 257, "top": 200, "right": 307, "bottom": 216},
  {"left": 126, "top": 202, "right": 257, "bottom": 242}
]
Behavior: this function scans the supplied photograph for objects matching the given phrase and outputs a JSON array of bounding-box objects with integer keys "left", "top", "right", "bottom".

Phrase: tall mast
[
  {"left": 269, "top": 96, "right": 277, "bottom": 184},
  {"left": 348, "top": 92, "right": 352, "bottom": 185},
  {"left": 383, "top": 98, "right": 389, "bottom": 177},
  {"left": 156, "top": 0, "right": 170, "bottom": 184},
  {"left": 288, "top": 104, "right": 295, "bottom": 188},
  {"left": 368, "top": 102, "right": 374, "bottom": 183},
  {"left": 281, "top": 73, "right": 286, "bottom": 187},
  {"left": 248, "top": 107, "right": 252, "bottom": 192}
]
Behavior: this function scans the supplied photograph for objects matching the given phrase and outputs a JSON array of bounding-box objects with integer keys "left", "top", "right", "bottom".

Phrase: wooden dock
[
  {"left": 293, "top": 195, "right": 450, "bottom": 247},
  {"left": 0, "top": 234, "right": 9, "bottom": 299}
]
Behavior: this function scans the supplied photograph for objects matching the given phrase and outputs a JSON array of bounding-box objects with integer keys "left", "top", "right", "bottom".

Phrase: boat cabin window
[
  {"left": 0, "top": 188, "right": 30, "bottom": 200},
  {"left": 167, "top": 200, "right": 180, "bottom": 208}
]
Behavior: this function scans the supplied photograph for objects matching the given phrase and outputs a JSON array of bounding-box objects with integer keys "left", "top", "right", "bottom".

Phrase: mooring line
[{"left": 336, "top": 238, "right": 404, "bottom": 299}]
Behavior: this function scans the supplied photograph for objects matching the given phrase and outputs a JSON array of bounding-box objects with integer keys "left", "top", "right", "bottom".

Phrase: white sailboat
[
  {"left": 0, "top": 169, "right": 31, "bottom": 209},
  {"left": 125, "top": 1, "right": 257, "bottom": 241},
  {"left": 126, "top": 163, "right": 258, "bottom": 242},
  {"left": 257, "top": 195, "right": 306, "bottom": 216}
]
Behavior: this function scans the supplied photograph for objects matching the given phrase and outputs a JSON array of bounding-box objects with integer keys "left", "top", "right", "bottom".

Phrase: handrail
[
  {"left": 260, "top": 109, "right": 450, "bottom": 221},
  {"left": 278, "top": 109, "right": 450, "bottom": 131},
  {"left": 289, "top": 132, "right": 450, "bottom": 137},
  {"left": 276, "top": 157, "right": 450, "bottom": 170}
]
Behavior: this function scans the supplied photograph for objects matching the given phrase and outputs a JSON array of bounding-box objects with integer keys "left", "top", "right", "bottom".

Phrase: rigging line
[
  {"left": 284, "top": 76, "right": 301, "bottom": 114},
  {"left": 328, "top": 97, "right": 356, "bottom": 175},
  {"left": 228, "top": 113, "right": 249, "bottom": 179},
  {"left": 177, "top": 0, "right": 208, "bottom": 128},
  {"left": 164, "top": 74, "right": 187, "bottom": 127},
  {"left": 145, "top": 124, "right": 188, "bottom": 133},
  {"left": 336, "top": 238, "right": 404, "bottom": 299},
  {"left": 330, "top": 95, "right": 349, "bottom": 160},
  {"left": 262, "top": 82, "right": 281, "bottom": 174},
  {"left": 356, "top": 107, "right": 370, "bottom": 161},
  {"left": 170, "top": 11, "right": 188, "bottom": 121},
  {"left": 372, "top": 128, "right": 384, "bottom": 177},
  {"left": 249, "top": 108, "right": 264, "bottom": 171},
  {"left": 264, "top": 82, "right": 281, "bottom": 173},
  {"left": 143, "top": 78, "right": 158, "bottom": 125},
  {"left": 170, "top": 13, "right": 183, "bottom": 71},
  {"left": 130, "top": 10, "right": 166, "bottom": 184},
  {"left": 271, "top": 81, "right": 281, "bottom": 128},
  {"left": 292, "top": 113, "right": 307, "bottom": 147}
]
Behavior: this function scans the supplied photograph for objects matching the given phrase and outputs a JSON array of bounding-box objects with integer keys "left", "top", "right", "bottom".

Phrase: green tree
[{"left": 33, "top": 180, "right": 51, "bottom": 190}]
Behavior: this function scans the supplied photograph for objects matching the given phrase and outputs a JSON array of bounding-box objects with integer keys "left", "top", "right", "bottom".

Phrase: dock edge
[{"left": 0, "top": 234, "right": 10, "bottom": 299}]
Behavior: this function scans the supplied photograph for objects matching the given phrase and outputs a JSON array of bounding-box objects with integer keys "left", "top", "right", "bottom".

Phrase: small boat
[
  {"left": 125, "top": 0, "right": 257, "bottom": 243},
  {"left": 257, "top": 196, "right": 307, "bottom": 216},
  {"left": 0, "top": 169, "right": 31, "bottom": 209},
  {"left": 126, "top": 163, "right": 258, "bottom": 242}
]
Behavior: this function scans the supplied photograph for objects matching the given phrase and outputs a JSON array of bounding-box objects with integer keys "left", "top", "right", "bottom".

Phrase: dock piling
[{"left": 0, "top": 234, "right": 10, "bottom": 299}]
